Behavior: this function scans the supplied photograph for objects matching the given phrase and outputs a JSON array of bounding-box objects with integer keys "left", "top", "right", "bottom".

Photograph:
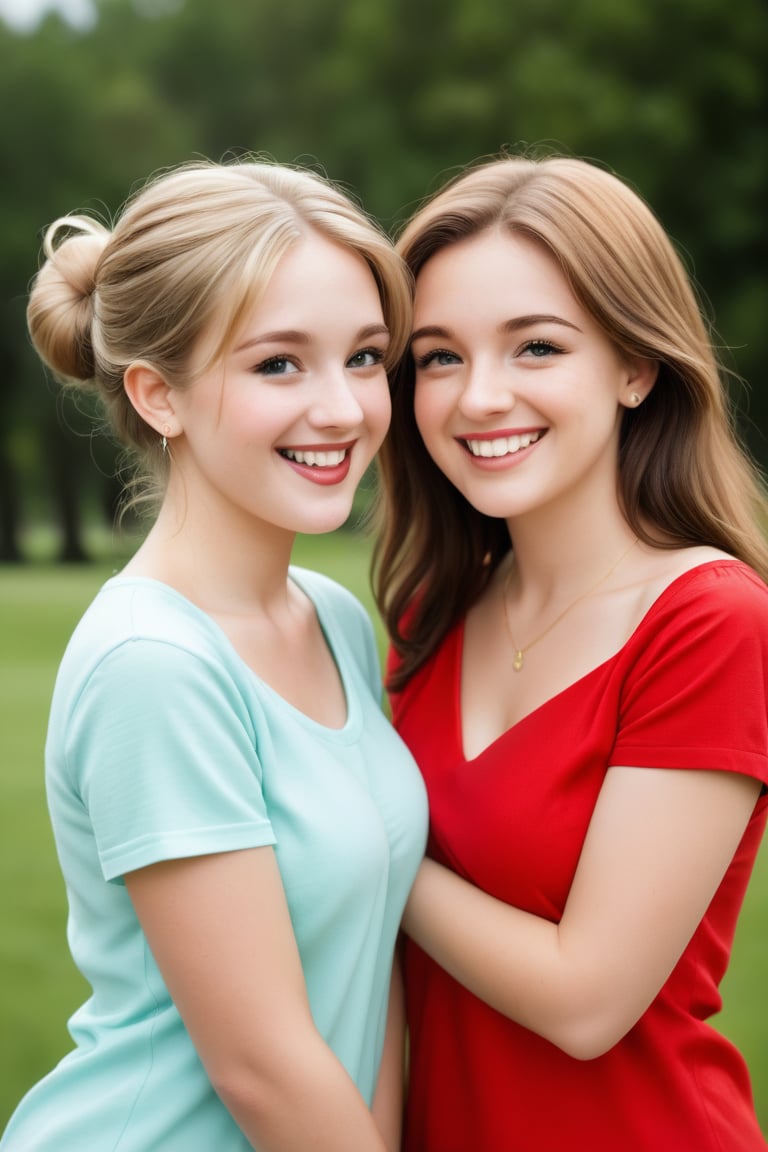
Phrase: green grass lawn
[{"left": 1, "top": 535, "right": 766, "bottom": 1132}]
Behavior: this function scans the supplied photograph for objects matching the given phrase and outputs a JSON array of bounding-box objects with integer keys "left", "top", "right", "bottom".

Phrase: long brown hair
[{"left": 373, "top": 155, "right": 768, "bottom": 691}]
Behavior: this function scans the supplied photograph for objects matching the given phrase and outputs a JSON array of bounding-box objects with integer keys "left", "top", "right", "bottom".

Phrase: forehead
[
  {"left": 259, "top": 235, "right": 383, "bottom": 335},
  {"left": 192, "top": 231, "right": 386, "bottom": 372},
  {"left": 413, "top": 228, "right": 577, "bottom": 324},
  {"left": 268, "top": 231, "right": 378, "bottom": 295}
]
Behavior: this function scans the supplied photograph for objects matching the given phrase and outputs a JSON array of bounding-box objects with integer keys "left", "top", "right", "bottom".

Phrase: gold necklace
[{"left": 503, "top": 538, "right": 638, "bottom": 671}]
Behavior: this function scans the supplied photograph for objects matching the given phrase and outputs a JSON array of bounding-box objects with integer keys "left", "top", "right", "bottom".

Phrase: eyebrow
[
  {"left": 410, "top": 314, "right": 582, "bottom": 343},
  {"left": 234, "top": 323, "right": 390, "bottom": 354}
]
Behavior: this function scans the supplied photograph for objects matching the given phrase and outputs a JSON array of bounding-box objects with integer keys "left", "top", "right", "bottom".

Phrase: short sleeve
[
  {"left": 65, "top": 638, "right": 276, "bottom": 881},
  {"left": 612, "top": 564, "right": 768, "bottom": 785}
]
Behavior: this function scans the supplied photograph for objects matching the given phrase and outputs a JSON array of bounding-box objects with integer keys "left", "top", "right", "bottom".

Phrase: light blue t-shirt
[{"left": 1, "top": 568, "right": 427, "bottom": 1151}]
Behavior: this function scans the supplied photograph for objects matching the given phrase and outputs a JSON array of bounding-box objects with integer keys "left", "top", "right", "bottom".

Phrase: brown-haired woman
[{"left": 374, "top": 154, "right": 768, "bottom": 1151}]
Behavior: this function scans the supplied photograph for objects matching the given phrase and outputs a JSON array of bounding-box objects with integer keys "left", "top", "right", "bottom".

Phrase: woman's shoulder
[
  {"left": 647, "top": 549, "right": 765, "bottom": 606},
  {"left": 632, "top": 550, "right": 768, "bottom": 649},
  {"left": 289, "top": 565, "right": 372, "bottom": 629},
  {"left": 71, "top": 575, "right": 223, "bottom": 652},
  {"left": 289, "top": 566, "right": 379, "bottom": 681},
  {"left": 49, "top": 579, "right": 264, "bottom": 757},
  {"left": 54, "top": 577, "right": 244, "bottom": 712}
]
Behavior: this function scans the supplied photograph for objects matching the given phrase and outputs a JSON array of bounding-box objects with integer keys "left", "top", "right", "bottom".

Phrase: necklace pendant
[{"left": 513, "top": 649, "right": 524, "bottom": 672}]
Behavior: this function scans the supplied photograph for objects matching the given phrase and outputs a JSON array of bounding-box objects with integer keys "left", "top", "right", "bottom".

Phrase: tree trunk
[
  {"left": 0, "top": 445, "right": 23, "bottom": 563},
  {"left": 48, "top": 421, "right": 89, "bottom": 564}
]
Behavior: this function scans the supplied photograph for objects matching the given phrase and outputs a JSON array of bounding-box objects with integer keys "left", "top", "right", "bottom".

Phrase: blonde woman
[
  {"left": 2, "top": 160, "right": 427, "bottom": 1152},
  {"left": 375, "top": 155, "right": 768, "bottom": 1150}
]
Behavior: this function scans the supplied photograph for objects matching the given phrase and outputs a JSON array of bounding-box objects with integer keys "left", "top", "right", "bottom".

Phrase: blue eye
[
  {"left": 254, "top": 356, "right": 299, "bottom": 376},
  {"left": 522, "top": 340, "right": 563, "bottom": 358},
  {"left": 347, "top": 347, "right": 386, "bottom": 369},
  {"left": 414, "top": 349, "right": 461, "bottom": 368}
]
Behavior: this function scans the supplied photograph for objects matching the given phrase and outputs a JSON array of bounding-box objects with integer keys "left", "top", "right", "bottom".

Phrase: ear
[
  {"left": 123, "top": 361, "right": 180, "bottom": 438},
  {"left": 619, "top": 355, "right": 659, "bottom": 409}
]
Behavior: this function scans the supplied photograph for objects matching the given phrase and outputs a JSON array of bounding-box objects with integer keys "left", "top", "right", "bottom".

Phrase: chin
[{"left": 295, "top": 506, "right": 357, "bottom": 536}]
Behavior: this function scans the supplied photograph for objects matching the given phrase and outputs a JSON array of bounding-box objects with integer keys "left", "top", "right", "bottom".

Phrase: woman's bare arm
[
  {"left": 403, "top": 767, "right": 761, "bottom": 1059},
  {"left": 371, "top": 959, "right": 405, "bottom": 1151},
  {"left": 126, "top": 847, "right": 388, "bottom": 1151}
]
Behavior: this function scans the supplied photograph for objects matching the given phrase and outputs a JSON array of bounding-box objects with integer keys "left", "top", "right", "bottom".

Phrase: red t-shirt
[{"left": 391, "top": 561, "right": 768, "bottom": 1152}]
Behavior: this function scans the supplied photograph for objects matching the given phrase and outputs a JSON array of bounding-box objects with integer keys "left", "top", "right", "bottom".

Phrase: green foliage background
[{"left": 0, "top": 0, "right": 766, "bottom": 559}]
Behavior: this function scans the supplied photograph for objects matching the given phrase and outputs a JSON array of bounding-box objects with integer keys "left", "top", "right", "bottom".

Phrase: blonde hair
[
  {"left": 28, "top": 158, "right": 412, "bottom": 510},
  {"left": 374, "top": 155, "right": 768, "bottom": 689}
]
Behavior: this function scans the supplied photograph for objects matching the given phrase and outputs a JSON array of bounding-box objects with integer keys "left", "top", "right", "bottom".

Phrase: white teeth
[
  {"left": 465, "top": 431, "right": 540, "bottom": 458},
  {"left": 283, "top": 448, "right": 347, "bottom": 467}
]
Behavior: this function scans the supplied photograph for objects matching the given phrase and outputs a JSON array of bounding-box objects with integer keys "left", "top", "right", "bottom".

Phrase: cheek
[
  {"left": 413, "top": 381, "right": 447, "bottom": 459},
  {"left": 413, "top": 379, "right": 434, "bottom": 438},
  {"left": 365, "top": 380, "right": 393, "bottom": 448}
]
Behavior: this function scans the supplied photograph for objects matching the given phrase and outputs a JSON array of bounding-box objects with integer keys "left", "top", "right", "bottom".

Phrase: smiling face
[
  {"left": 168, "top": 229, "right": 392, "bottom": 538},
  {"left": 411, "top": 227, "right": 650, "bottom": 527}
]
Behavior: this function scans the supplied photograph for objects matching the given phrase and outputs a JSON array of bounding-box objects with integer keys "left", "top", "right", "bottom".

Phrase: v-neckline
[{"left": 455, "top": 559, "right": 741, "bottom": 763}]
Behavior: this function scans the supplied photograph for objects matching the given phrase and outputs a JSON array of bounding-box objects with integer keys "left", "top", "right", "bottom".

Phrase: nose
[
  {"left": 309, "top": 365, "right": 366, "bottom": 429},
  {"left": 457, "top": 361, "right": 515, "bottom": 421}
]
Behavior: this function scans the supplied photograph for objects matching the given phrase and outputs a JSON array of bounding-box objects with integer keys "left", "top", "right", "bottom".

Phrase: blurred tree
[
  {"left": 0, "top": 3, "right": 195, "bottom": 558},
  {"left": 0, "top": 0, "right": 765, "bottom": 559},
  {"left": 154, "top": 0, "right": 767, "bottom": 448}
]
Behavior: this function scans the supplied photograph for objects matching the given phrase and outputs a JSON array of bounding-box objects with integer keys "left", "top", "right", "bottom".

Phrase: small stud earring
[{"left": 630, "top": 392, "right": 641, "bottom": 406}]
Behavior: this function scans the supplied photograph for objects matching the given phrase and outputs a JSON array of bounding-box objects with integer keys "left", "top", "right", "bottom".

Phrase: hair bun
[{"left": 27, "top": 216, "right": 110, "bottom": 383}]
